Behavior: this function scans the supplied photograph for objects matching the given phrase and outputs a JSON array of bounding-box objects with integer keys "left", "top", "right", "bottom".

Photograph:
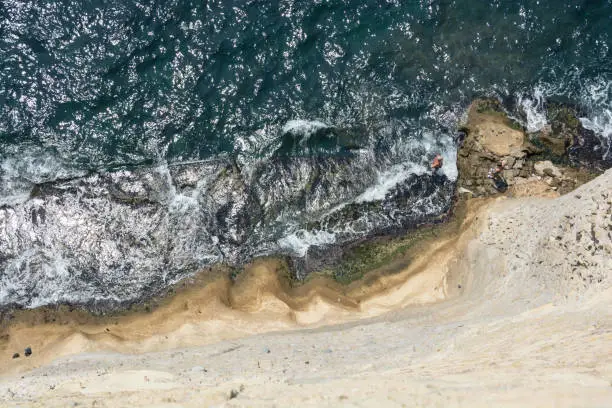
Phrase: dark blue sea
[{"left": 0, "top": 0, "right": 611, "bottom": 309}]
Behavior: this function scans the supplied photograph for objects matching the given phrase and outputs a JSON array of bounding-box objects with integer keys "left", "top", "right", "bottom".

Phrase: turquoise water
[{"left": 0, "top": 0, "right": 611, "bottom": 309}]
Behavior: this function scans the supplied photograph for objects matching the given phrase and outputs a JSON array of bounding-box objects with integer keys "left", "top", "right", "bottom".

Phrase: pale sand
[{"left": 0, "top": 171, "right": 610, "bottom": 407}]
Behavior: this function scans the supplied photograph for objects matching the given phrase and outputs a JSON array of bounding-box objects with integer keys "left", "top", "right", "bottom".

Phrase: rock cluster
[
  {"left": 529, "top": 102, "right": 611, "bottom": 170},
  {"left": 456, "top": 99, "right": 600, "bottom": 198}
]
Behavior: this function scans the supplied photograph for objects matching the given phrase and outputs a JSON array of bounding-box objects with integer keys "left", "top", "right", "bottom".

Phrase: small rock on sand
[
  {"left": 12, "top": 353, "right": 19, "bottom": 359},
  {"left": 24, "top": 347, "right": 32, "bottom": 357}
]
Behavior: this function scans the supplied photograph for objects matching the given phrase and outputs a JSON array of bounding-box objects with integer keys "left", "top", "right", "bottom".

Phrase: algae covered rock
[{"left": 528, "top": 102, "right": 611, "bottom": 171}]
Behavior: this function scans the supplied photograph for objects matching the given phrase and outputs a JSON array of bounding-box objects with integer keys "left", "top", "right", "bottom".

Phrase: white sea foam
[
  {"left": 155, "top": 164, "right": 199, "bottom": 213},
  {"left": 282, "top": 119, "right": 329, "bottom": 137},
  {"left": 0, "top": 248, "right": 85, "bottom": 309},
  {"left": 277, "top": 229, "right": 337, "bottom": 257},
  {"left": 436, "top": 134, "right": 459, "bottom": 181},
  {"left": 515, "top": 79, "right": 612, "bottom": 161},
  {"left": 0, "top": 151, "right": 87, "bottom": 206},
  {"left": 0, "top": 191, "right": 31, "bottom": 207},
  {"left": 234, "top": 120, "right": 330, "bottom": 164},
  {"left": 578, "top": 79, "right": 612, "bottom": 160},
  {"left": 234, "top": 125, "right": 280, "bottom": 160},
  {"left": 0, "top": 151, "right": 84, "bottom": 184},
  {"left": 517, "top": 88, "right": 548, "bottom": 133},
  {"left": 354, "top": 162, "right": 428, "bottom": 203},
  {"left": 355, "top": 131, "right": 458, "bottom": 203},
  {"left": 580, "top": 109, "right": 612, "bottom": 160}
]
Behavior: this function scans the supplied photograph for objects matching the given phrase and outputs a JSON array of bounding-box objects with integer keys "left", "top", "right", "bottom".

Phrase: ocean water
[{"left": 0, "top": 0, "right": 611, "bottom": 309}]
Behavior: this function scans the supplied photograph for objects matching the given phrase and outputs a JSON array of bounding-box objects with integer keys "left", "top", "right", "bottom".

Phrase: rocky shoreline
[
  {"left": 456, "top": 99, "right": 603, "bottom": 198},
  {"left": 1, "top": 160, "right": 610, "bottom": 407},
  {"left": 0, "top": 98, "right": 608, "bottom": 319},
  {"left": 292, "top": 98, "right": 608, "bottom": 287},
  {"left": 1, "top": 100, "right": 610, "bottom": 401}
]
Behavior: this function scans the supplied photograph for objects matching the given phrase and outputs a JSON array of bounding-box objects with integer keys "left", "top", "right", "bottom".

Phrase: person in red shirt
[{"left": 431, "top": 154, "right": 443, "bottom": 173}]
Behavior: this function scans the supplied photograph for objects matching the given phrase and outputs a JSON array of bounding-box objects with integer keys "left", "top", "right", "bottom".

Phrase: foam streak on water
[
  {"left": 579, "top": 79, "right": 612, "bottom": 160},
  {"left": 517, "top": 87, "right": 548, "bottom": 133}
]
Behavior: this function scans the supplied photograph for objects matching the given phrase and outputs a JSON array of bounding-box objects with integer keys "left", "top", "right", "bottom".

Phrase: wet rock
[
  {"left": 456, "top": 99, "right": 602, "bottom": 199},
  {"left": 455, "top": 130, "right": 467, "bottom": 146},
  {"left": 458, "top": 100, "right": 530, "bottom": 196},
  {"left": 569, "top": 126, "right": 611, "bottom": 170},
  {"left": 543, "top": 102, "right": 611, "bottom": 170},
  {"left": 538, "top": 104, "right": 578, "bottom": 152},
  {"left": 0, "top": 145, "right": 457, "bottom": 310},
  {"left": 291, "top": 244, "right": 345, "bottom": 280},
  {"left": 1, "top": 96, "right": 604, "bottom": 311},
  {"left": 474, "top": 98, "right": 505, "bottom": 114},
  {"left": 291, "top": 172, "right": 454, "bottom": 278},
  {"left": 539, "top": 134, "right": 569, "bottom": 156},
  {"left": 531, "top": 122, "right": 570, "bottom": 156}
]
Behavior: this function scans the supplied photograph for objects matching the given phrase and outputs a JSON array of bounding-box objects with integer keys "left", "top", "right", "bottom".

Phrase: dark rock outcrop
[
  {"left": 457, "top": 99, "right": 605, "bottom": 198},
  {"left": 528, "top": 102, "right": 611, "bottom": 171}
]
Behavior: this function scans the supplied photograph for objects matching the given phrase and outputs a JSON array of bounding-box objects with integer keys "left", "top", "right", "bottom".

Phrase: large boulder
[{"left": 457, "top": 100, "right": 536, "bottom": 196}]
